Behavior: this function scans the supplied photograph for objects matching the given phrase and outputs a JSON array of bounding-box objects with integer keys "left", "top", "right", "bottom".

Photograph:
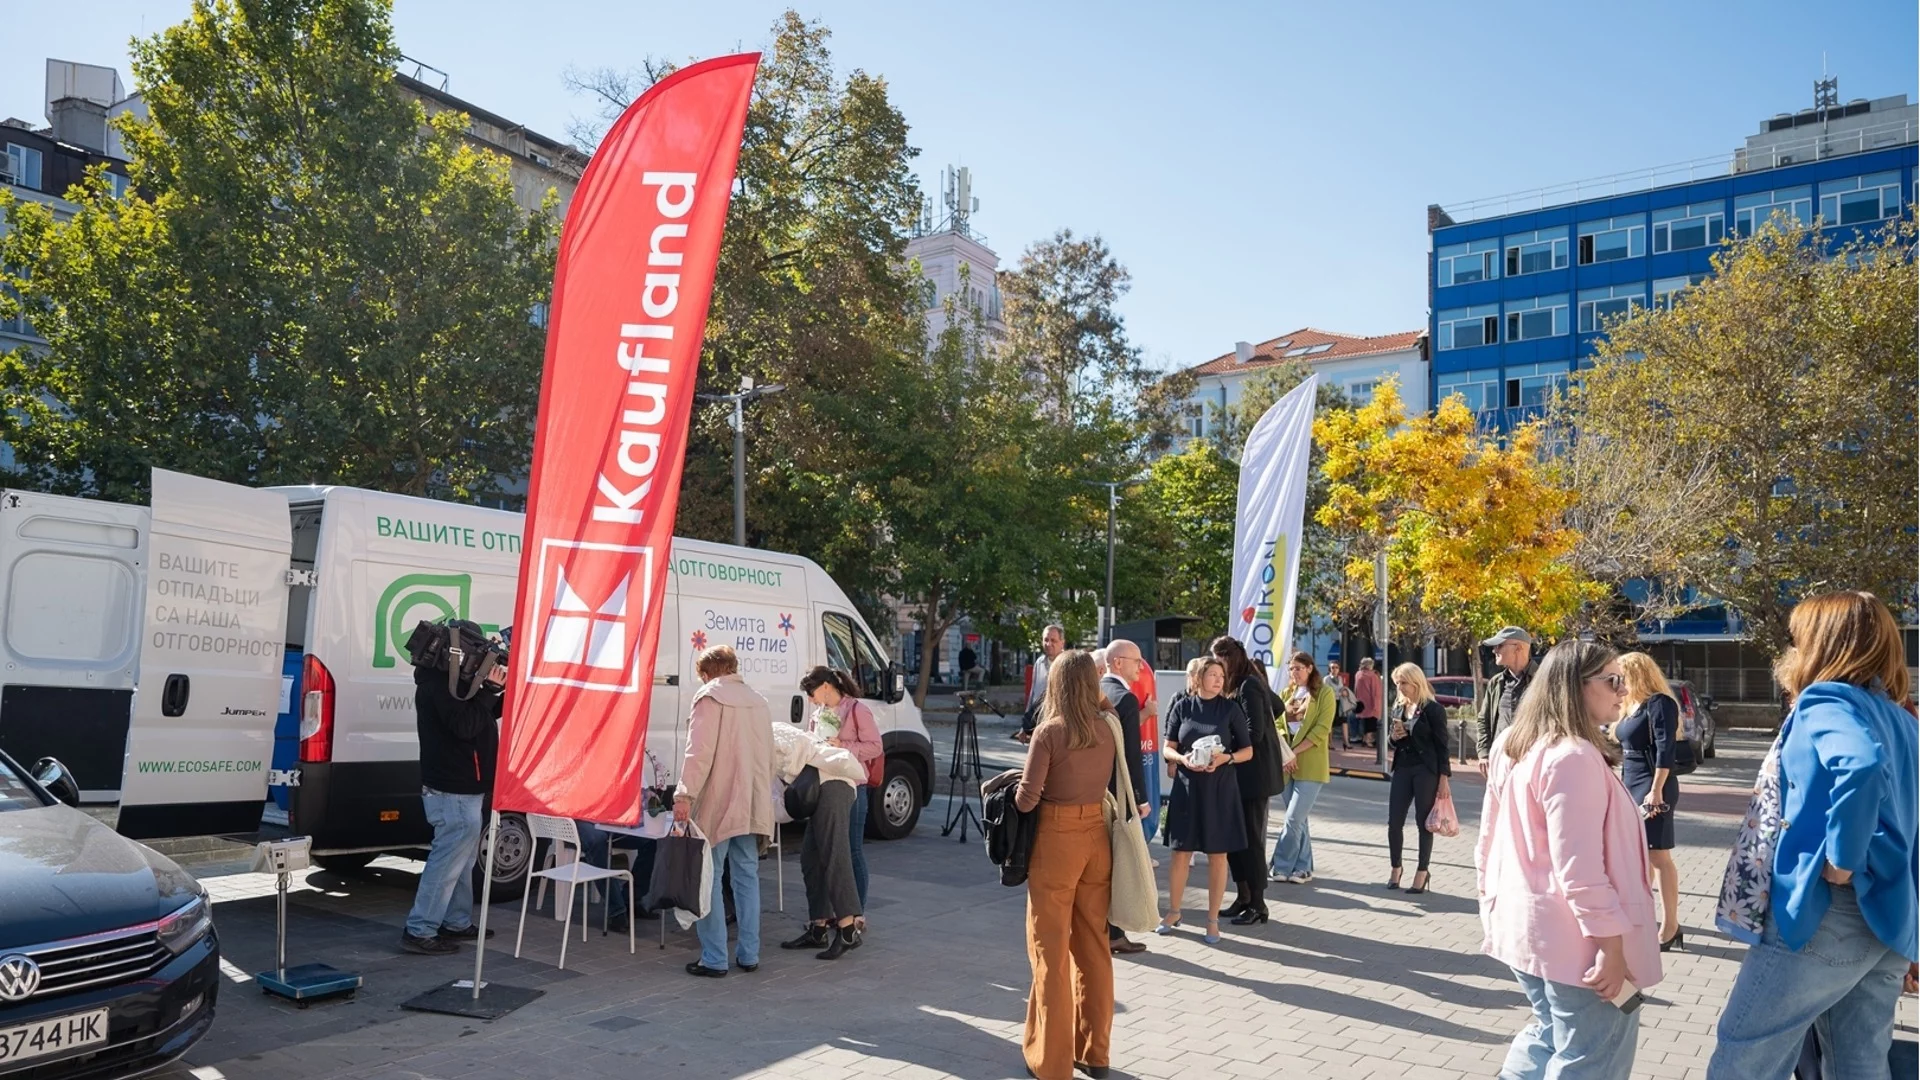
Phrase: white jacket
[{"left": 771, "top": 722, "right": 865, "bottom": 789}]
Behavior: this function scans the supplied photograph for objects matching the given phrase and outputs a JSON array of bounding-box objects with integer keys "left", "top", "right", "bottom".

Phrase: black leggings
[
  {"left": 1228, "top": 796, "right": 1270, "bottom": 902},
  {"left": 1388, "top": 768, "right": 1440, "bottom": 872}
]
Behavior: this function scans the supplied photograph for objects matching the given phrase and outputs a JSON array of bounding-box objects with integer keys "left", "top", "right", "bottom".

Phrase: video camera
[{"left": 403, "top": 618, "right": 509, "bottom": 701}]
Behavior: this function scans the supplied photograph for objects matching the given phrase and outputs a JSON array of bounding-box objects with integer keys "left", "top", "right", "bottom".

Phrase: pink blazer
[{"left": 1475, "top": 732, "right": 1663, "bottom": 990}]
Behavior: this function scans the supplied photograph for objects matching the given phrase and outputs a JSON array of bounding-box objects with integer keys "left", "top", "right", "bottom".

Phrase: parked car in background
[
  {"left": 1429, "top": 675, "right": 1475, "bottom": 710},
  {"left": 1669, "top": 679, "right": 1717, "bottom": 759},
  {"left": 0, "top": 750, "right": 217, "bottom": 1079}
]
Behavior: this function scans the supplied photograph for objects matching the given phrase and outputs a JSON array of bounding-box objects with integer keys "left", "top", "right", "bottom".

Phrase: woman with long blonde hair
[
  {"left": 1476, "top": 640, "right": 1659, "bottom": 1080},
  {"left": 1013, "top": 650, "right": 1120, "bottom": 1080},
  {"left": 1615, "top": 652, "right": 1683, "bottom": 949},
  {"left": 1708, "top": 592, "right": 1917, "bottom": 1080},
  {"left": 1385, "top": 663, "right": 1452, "bottom": 894}
]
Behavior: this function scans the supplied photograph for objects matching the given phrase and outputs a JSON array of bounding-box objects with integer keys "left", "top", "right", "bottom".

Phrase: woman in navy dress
[
  {"left": 1157, "top": 656, "right": 1250, "bottom": 944},
  {"left": 1616, "top": 651, "right": 1682, "bottom": 950}
]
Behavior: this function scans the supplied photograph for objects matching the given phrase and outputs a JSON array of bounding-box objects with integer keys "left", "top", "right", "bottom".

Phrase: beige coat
[{"left": 677, "top": 674, "right": 776, "bottom": 844}]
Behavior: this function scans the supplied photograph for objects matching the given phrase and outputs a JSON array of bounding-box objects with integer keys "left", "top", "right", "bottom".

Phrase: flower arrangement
[{"left": 811, "top": 705, "right": 842, "bottom": 741}]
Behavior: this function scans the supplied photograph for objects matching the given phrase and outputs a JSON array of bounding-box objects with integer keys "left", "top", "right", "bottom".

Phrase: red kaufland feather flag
[{"left": 496, "top": 53, "right": 759, "bottom": 823}]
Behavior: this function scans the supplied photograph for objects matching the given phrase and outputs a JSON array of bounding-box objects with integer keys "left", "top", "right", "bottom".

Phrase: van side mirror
[
  {"left": 32, "top": 757, "right": 81, "bottom": 807},
  {"left": 888, "top": 666, "right": 906, "bottom": 705}
]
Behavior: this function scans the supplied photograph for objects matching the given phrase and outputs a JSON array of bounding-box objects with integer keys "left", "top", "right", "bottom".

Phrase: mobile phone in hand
[{"left": 1614, "top": 979, "right": 1644, "bottom": 1014}]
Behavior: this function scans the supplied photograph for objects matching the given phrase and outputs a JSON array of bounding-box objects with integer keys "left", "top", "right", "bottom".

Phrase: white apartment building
[{"left": 1180, "top": 327, "right": 1429, "bottom": 453}]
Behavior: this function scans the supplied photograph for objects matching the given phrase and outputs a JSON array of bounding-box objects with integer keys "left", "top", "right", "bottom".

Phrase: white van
[{"left": 0, "top": 471, "right": 935, "bottom": 896}]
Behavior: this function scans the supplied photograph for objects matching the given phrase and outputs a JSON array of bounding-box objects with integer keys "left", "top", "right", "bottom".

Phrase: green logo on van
[{"left": 372, "top": 573, "right": 472, "bottom": 668}]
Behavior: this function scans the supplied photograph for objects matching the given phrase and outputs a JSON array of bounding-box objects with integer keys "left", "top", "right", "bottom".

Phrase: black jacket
[
  {"left": 1234, "top": 675, "right": 1288, "bottom": 801},
  {"left": 415, "top": 664, "right": 502, "bottom": 795},
  {"left": 982, "top": 767, "right": 1037, "bottom": 887},
  {"left": 1100, "top": 674, "right": 1149, "bottom": 807},
  {"left": 1391, "top": 698, "right": 1454, "bottom": 777},
  {"left": 1475, "top": 660, "right": 1538, "bottom": 759}
]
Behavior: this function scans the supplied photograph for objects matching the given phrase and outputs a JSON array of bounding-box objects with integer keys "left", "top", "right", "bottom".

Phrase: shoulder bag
[
  {"left": 1716, "top": 722, "right": 1790, "bottom": 944},
  {"left": 1102, "top": 713, "right": 1161, "bottom": 933}
]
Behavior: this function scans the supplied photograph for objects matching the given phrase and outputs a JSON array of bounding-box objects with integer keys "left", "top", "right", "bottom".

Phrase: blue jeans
[
  {"left": 848, "top": 786, "right": 869, "bottom": 908},
  {"left": 695, "top": 834, "right": 762, "bottom": 970},
  {"left": 406, "top": 788, "right": 484, "bottom": 938},
  {"left": 1501, "top": 971, "right": 1640, "bottom": 1080},
  {"left": 575, "top": 822, "right": 652, "bottom": 919},
  {"left": 1268, "top": 779, "right": 1324, "bottom": 879},
  {"left": 1708, "top": 884, "right": 1908, "bottom": 1080}
]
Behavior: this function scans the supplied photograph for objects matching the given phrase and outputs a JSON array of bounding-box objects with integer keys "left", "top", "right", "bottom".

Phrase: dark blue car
[{"left": 0, "top": 752, "right": 217, "bottom": 1078}]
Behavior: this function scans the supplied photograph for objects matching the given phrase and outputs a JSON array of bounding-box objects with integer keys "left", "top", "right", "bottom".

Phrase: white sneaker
[{"left": 1288, "top": 872, "right": 1313, "bottom": 884}]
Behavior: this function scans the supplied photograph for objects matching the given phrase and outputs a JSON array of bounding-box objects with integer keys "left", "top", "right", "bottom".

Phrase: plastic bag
[
  {"left": 644, "top": 821, "right": 711, "bottom": 927},
  {"left": 1426, "top": 791, "right": 1460, "bottom": 838}
]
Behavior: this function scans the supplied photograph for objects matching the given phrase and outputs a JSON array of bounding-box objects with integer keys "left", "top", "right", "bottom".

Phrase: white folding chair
[{"left": 514, "top": 813, "right": 634, "bottom": 969}]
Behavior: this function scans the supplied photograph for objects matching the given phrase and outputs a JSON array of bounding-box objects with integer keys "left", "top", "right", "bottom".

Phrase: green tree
[
  {"left": 1115, "top": 441, "right": 1239, "bottom": 638},
  {"left": 847, "top": 299, "right": 1062, "bottom": 704},
  {"left": 0, "top": 0, "right": 555, "bottom": 503},
  {"left": 1573, "top": 214, "right": 1919, "bottom": 655}
]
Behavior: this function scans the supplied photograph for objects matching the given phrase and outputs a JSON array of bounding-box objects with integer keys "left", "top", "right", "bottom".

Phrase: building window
[
  {"left": 1652, "top": 201, "right": 1726, "bottom": 253},
  {"left": 1504, "top": 227, "right": 1569, "bottom": 276},
  {"left": 1436, "top": 368, "right": 1500, "bottom": 414},
  {"left": 1577, "top": 216, "right": 1645, "bottom": 264},
  {"left": 1437, "top": 304, "right": 1499, "bottom": 351},
  {"left": 1505, "top": 295, "right": 1568, "bottom": 341},
  {"left": 2, "top": 144, "right": 43, "bottom": 190},
  {"left": 1505, "top": 361, "right": 1569, "bottom": 409},
  {"left": 1819, "top": 171, "right": 1902, "bottom": 227},
  {"left": 1437, "top": 238, "right": 1499, "bottom": 286},
  {"left": 1651, "top": 274, "right": 1707, "bottom": 311},
  {"left": 1345, "top": 379, "right": 1378, "bottom": 406},
  {"left": 1577, "top": 284, "right": 1644, "bottom": 333},
  {"left": 1185, "top": 402, "right": 1206, "bottom": 439},
  {"left": 1734, "top": 187, "right": 1811, "bottom": 236},
  {"left": 107, "top": 172, "right": 129, "bottom": 200}
]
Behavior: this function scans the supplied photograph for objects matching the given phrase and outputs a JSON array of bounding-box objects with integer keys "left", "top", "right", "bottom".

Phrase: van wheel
[
  {"left": 313, "top": 852, "right": 375, "bottom": 874},
  {"left": 471, "top": 812, "right": 531, "bottom": 904},
  {"left": 868, "top": 758, "right": 921, "bottom": 841}
]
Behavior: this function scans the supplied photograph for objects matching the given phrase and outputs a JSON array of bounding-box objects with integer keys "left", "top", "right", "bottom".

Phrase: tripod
[{"left": 941, "top": 695, "right": 986, "bottom": 842}]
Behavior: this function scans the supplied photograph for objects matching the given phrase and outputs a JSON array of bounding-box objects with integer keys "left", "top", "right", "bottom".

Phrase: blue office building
[{"left": 1427, "top": 92, "right": 1917, "bottom": 431}]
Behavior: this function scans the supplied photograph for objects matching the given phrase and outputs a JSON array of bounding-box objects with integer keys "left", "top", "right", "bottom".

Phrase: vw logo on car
[{"left": 0, "top": 955, "right": 39, "bottom": 1002}]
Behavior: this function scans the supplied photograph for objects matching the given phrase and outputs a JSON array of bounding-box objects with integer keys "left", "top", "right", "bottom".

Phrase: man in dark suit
[{"left": 1099, "top": 640, "right": 1151, "bottom": 955}]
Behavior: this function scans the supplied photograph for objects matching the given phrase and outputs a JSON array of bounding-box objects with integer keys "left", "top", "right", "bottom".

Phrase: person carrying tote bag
[
  {"left": 1103, "top": 713, "right": 1159, "bottom": 933},
  {"left": 1014, "top": 650, "right": 1124, "bottom": 1080}
]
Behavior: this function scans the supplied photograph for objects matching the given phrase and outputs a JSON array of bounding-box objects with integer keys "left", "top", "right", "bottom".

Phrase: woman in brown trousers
[{"left": 1015, "top": 649, "right": 1119, "bottom": 1080}]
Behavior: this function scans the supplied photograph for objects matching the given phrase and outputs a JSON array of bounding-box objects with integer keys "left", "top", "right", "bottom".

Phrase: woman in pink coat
[{"left": 1476, "top": 640, "right": 1661, "bottom": 1080}]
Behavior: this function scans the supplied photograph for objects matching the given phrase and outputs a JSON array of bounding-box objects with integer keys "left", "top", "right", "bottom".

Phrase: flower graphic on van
[
  {"left": 690, "top": 630, "right": 708, "bottom": 651},
  {"left": 372, "top": 573, "right": 472, "bottom": 668},
  {"left": 778, "top": 613, "right": 794, "bottom": 636}
]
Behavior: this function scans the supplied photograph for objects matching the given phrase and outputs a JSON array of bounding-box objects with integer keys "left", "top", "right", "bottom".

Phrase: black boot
[
  {"left": 1220, "top": 885, "right": 1249, "bottom": 920},
  {"left": 780, "top": 923, "right": 829, "bottom": 950},
  {"left": 1232, "top": 882, "right": 1269, "bottom": 925},
  {"left": 816, "top": 924, "right": 861, "bottom": 960}
]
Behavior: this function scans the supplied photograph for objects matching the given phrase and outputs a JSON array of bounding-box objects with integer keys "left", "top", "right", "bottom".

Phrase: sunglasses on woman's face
[{"left": 1587, "top": 673, "right": 1626, "bottom": 693}]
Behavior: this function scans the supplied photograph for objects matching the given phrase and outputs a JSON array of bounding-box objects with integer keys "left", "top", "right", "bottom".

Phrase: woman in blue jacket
[{"left": 1709, "top": 591, "right": 1918, "bottom": 1080}]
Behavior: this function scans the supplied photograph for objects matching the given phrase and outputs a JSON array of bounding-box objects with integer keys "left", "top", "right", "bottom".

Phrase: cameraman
[{"left": 401, "top": 640, "right": 505, "bottom": 955}]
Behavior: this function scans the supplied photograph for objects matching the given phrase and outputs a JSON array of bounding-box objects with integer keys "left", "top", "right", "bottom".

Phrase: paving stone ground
[{"left": 156, "top": 726, "right": 1915, "bottom": 1080}]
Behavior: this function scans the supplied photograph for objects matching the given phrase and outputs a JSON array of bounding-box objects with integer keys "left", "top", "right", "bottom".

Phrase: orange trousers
[{"left": 1023, "top": 802, "right": 1114, "bottom": 1080}]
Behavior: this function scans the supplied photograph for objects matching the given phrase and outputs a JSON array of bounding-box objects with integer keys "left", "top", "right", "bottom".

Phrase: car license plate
[{"left": 0, "top": 1008, "right": 109, "bottom": 1064}]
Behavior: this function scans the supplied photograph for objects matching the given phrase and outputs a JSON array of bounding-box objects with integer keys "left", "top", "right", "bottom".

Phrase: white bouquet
[
  {"left": 1188, "top": 734, "right": 1226, "bottom": 769},
  {"left": 810, "top": 705, "right": 841, "bottom": 742}
]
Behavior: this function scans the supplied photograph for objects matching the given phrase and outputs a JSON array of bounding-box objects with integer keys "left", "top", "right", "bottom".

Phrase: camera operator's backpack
[{"left": 403, "top": 618, "right": 503, "bottom": 700}]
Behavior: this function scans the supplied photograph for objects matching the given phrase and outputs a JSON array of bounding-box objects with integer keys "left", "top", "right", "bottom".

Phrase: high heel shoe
[
  {"left": 1203, "top": 920, "right": 1222, "bottom": 945},
  {"left": 1153, "top": 917, "right": 1182, "bottom": 936},
  {"left": 1220, "top": 897, "right": 1249, "bottom": 920},
  {"left": 1660, "top": 928, "right": 1686, "bottom": 952},
  {"left": 1405, "top": 871, "right": 1430, "bottom": 895},
  {"left": 1385, "top": 871, "right": 1403, "bottom": 890},
  {"left": 1230, "top": 906, "right": 1269, "bottom": 926}
]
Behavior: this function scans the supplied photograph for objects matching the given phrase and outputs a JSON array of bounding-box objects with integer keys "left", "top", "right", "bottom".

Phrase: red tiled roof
[{"left": 1188, "top": 327, "right": 1426, "bottom": 376}]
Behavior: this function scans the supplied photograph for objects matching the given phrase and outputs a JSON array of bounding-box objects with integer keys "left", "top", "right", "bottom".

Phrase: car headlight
[{"left": 157, "top": 897, "right": 212, "bottom": 955}]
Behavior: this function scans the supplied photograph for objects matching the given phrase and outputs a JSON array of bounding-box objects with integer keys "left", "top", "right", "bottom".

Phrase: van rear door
[{"left": 117, "top": 470, "right": 293, "bottom": 839}]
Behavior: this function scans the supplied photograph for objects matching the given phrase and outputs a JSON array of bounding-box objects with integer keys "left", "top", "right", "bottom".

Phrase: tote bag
[{"left": 1103, "top": 714, "right": 1161, "bottom": 933}]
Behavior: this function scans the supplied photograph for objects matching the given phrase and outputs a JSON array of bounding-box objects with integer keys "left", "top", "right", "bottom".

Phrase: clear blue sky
[{"left": 8, "top": 0, "right": 1916, "bottom": 371}]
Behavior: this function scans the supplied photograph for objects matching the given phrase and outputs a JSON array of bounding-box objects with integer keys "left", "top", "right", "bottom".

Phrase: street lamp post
[
  {"left": 697, "top": 376, "right": 786, "bottom": 547},
  {"left": 1084, "top": 480, "right": 1121, "bottom": 645}
]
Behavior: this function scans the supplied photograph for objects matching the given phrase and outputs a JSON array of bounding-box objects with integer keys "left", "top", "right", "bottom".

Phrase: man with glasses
[
  {"left": 1099, "top": 640, "right": 1152, "bottom": 955},
  {"left": 1476, "top": 626, "right": 1538, "bottom": 777}
]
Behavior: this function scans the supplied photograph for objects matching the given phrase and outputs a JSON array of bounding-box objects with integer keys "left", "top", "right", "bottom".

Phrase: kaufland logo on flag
[{"left": 527, "top": 541, "right": 653, "bottom": 692}]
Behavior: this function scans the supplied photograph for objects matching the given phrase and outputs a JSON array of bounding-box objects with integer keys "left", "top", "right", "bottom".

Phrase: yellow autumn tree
[{"left": 1315, "top": 378, "right": 1597, "bottom": 679}]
